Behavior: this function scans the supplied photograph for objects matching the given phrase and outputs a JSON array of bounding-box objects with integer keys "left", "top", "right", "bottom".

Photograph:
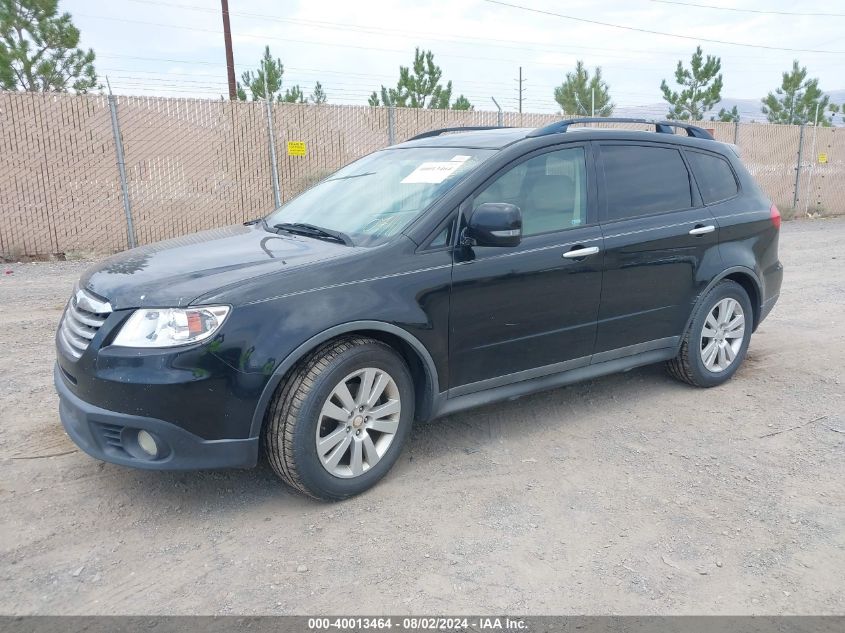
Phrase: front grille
[{"left": 58, "top": 287, "right": 112, "bottom": 360}]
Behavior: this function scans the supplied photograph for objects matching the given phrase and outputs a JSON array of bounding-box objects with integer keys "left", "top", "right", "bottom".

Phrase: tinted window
[
  {"left": 428, "top": 226, "right": 449, "bottom": 249},
  {"left": 601, "top": 145, "right": 692, "bottom": 221},
  {"left": 687, "top": 151, "right": 738, "bottom": 203},
  {"left": 473, "top": 147, "right": 588, "bottom": 236},
  {"left": 427, "top": 216, "right": 456, "bottom": 249}
]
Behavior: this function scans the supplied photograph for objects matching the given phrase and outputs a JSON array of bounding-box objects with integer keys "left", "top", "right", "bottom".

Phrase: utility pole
[
  {"left": 591, "top": 87, "right": 595, "bottom": 117},
  {"left": 515, "top": 66, "right": 525, "bottom": 114},
  {"left": 221, "top": 0, "right": 237, "bottom": 100}
]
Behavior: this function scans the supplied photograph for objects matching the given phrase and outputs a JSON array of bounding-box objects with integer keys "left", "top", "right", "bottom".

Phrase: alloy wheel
[
  {"left": 315, "top": 367, "right": 401, "bottom": 478},
  {"left": 700, "top": 297, "right": 745, "bottom": 373}
]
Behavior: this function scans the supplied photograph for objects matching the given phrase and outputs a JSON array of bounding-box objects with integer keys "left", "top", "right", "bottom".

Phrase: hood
[{"left": 81, "top": 224, "right": 351, "bottom": 309}]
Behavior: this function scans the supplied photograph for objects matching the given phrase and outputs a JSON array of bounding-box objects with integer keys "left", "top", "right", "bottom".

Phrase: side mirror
[{"left": 464, "top": 203, "right": 522, "bottom": 247}]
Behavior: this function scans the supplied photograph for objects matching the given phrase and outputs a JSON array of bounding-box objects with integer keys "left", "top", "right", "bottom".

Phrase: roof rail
[
  {"left": 527, "top": 117, "right": 713, "bottom": 140},
  {"left": 654, "top": 120, "right": 714, "bottom": 139},
  {"left": 406, "top": 126, "right": 510, "bottom": 141}
]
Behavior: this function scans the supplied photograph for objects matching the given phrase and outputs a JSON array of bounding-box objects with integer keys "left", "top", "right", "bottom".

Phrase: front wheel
[
  {"left": 667, "top": 280, "right": 753, "bottom": 388},
  {"left": 263, "top": 336, "right": 414, "bottom": 500}
]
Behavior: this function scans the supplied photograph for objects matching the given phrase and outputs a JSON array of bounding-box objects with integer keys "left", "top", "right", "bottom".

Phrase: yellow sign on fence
[
  {"left": 287, "top": 141, "right": 307, "bottom": 156},
  {"left": 818, "top": 153, "right": 828, "bottom": 164}
]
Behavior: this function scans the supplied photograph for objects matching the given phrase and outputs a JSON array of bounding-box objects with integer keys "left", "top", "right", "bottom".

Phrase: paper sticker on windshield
[
  {"left": 450, "top": 155, "right": 471, "bottom": 162},
  {"left": 401, "top": 161, "right": 464, "bottom": 184}
]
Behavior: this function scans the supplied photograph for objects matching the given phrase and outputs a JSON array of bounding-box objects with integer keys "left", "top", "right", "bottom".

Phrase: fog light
[{"left": 137, "top": 430, "right": 158, "bottom": 457}]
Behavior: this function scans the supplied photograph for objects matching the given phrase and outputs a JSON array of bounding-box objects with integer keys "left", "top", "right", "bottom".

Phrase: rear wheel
[
  {"left": 667, "top": 280, "right": 753, "bottom": 388},
  {"left": 263, "top": 336, "right": 414, "bottom": 500}
]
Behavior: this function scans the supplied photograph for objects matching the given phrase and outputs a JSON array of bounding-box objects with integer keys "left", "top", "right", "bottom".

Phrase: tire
[
  {"left": 263, "top": 336, "right": 414, "bottom": 501},
  {"left": 667, "top": 280, "right": 753, "bottom": 388}
]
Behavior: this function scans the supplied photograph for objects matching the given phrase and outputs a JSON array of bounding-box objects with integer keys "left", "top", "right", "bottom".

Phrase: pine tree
[
  {"left": 660, "top": 46, "right": 723, "bottom": 120},
  {"left": 553, "top": 61, "right": 613, "bottom": 116},
  {"left": 375, "top": 48, "right": 456, "bottom": 109},
  {"left": 310, "top": 81, "right": 326, "bottom": 104},
  {"left": 711, "top": 105, "right": 740, "bottom": 122},
  {"left": 761, "top": 61, "right": 832, "bottom": 126},
  {"left": 0, "top": 0, "right": 98, "bottom": 92},
  {"left": 452, "top": 94, "right": 473, "bottom": 110},
  {"left": 282, "top": 84, "right": 305, "bottom": 103},
  {"left": 237, "top": 46, "right": 284, "bottom": 101}
]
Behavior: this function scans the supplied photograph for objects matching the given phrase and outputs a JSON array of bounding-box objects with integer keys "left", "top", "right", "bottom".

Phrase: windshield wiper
[
  {"left": 328, "top": 172, "right": 375, "bottom": 181},
  {"left": 273, "top": 222, "right": 354, "bottom": 246}
]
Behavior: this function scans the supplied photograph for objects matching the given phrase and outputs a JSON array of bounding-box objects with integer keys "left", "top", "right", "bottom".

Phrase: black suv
[{"left": 55, "top": 118, "right": 783, "bottom": 500}]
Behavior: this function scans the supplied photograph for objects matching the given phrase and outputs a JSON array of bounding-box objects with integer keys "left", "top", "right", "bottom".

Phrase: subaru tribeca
[{"left": 55, "top": 118, "right": 783, "bottom": 500}]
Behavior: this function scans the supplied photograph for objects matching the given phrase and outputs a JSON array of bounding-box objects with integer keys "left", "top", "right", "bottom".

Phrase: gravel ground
[{"left": 0, "top": 218, "right": 843, "bottom": 615}]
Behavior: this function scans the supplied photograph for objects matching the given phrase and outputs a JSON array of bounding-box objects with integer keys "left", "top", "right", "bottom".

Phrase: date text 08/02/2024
[{"left": 307, "top": 617, "right": 528, "bottom": 630}]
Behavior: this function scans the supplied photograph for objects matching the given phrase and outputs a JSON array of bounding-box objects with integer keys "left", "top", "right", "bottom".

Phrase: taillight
[{"left": 770, "top": 203, "right": 781, "bottom": 230}]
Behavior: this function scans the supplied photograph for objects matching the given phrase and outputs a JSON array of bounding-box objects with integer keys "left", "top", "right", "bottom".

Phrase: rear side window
[
  {"left": 601, "top": 145, "right": 692, "bottom": 221},
  {"left": 687, "top": 151, "right": 738, "bottom": 203}
]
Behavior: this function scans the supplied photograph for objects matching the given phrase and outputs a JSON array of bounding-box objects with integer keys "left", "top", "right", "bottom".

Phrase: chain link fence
[
  {"left": 1, "top": 91, "right": 843, "bottom": 258},
  {"left": 117, "top": 96, "right": 274, "bottom": 247},
  {"left": 0, "top": 93, "right": 127, "bottom": 256}
]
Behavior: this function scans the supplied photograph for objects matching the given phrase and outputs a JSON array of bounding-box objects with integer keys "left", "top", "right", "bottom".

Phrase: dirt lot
[{"left": 0, "top": 218, "right": 843, "bottom": 615}]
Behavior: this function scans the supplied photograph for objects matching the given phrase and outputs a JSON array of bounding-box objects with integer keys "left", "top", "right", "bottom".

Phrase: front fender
[{"left": 247, "top": 321, "right": 441, "bottom": 437}]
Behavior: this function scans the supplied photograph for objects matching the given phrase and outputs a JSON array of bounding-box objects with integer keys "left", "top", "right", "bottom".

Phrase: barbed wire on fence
[{"left": 1, "top": 91, "right": 843, "bottom": 258}]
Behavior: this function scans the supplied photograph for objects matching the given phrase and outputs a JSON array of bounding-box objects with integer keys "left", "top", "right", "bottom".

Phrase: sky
[{"left": 64, "top": 0, "right": 845, "bottom": 116}]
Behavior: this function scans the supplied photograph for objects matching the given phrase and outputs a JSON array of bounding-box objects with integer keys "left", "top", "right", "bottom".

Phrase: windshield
[{"left": 265, "top": 147, "right": 496, "bottom": 246}]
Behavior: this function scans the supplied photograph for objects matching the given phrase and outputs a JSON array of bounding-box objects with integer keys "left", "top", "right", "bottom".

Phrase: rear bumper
[
  {"left": 758, "top": 260, "right": 783, "bottom": 327},
  {"left": 760, "top": 293, "right": 779, "bottom": 324},
  {"left": 55, "top": 364, "right": 259, "bottom": 470}
]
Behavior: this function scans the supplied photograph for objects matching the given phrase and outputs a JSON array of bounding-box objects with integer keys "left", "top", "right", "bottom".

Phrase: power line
[
  {"left": 122, "top": 0, "right": 700, "bottom": 58},
  {"left": 79, "top": 13, "right": 608, "bottom": 69},
  {"left": 96, "top": 62, "right": 526, "bottom": 91},
  {"left": 97, "top": 66, "right": 680, "bottom": 102},
  {"left": 86, "top": 5, "right": 842, "bottom": 108},
  {"left": 99, "top": 65, "right": 782, "bottom": 111},
  {"left": 105, "top": 76, "right": 504, "bottom": 102},
  {"left": 113, "top": 0, "right": 840, "bottom": 61},
  {"left": 648, "top": 0, "right": 845, "bottom": 18},
  {"left": 482, "top": 0, "right": 845, "bottom": 53},
  {"left": 88, "top": 19, "right": 830, "bottom": 82},
  {"left": 96, "top": 50, "right": 812, "bottom": 91},
  {"left": 95, "top": 12, "right": 797, "bottom": 75}
]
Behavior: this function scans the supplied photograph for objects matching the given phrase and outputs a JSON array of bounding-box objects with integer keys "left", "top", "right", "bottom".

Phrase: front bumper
[{"left": 55, "top": 364, "right": 259, "bottom": 470}]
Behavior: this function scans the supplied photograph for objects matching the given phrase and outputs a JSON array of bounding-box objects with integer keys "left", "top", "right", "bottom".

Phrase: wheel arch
[
  {"left": 682, "top": 266, "right": 763, "bottom": 343},
  {"left": 722, "top": 269, "right": 761, "bottom": 330},
  {"left": 249, "top": 321, "right": 441, "bottom": 438}
]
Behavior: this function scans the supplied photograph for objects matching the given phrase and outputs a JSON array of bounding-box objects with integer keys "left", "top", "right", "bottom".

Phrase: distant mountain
[
  {"left": 617, "top": 90, "right": 845, "bottom": 124},
  {"left": 615, "top": 99, "right": 767, "bottom": 122}
]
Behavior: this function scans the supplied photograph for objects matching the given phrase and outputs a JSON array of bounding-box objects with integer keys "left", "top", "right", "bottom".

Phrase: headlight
[{"left": 112, "top": 306, "right": 230, "bottom": 348}]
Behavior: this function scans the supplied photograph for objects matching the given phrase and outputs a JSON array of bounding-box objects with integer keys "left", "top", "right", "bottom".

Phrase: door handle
[
  {"left": 689, "top": 224, "right": 715, "bottom": 236},
  {"left": 562, "top": 246, "right": 600, "bottom": 259}
]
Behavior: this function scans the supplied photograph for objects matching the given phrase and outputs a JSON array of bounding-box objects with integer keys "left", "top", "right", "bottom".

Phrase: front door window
[{"left": 473, "top": 147, "right": 588, "bottom": 236}]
